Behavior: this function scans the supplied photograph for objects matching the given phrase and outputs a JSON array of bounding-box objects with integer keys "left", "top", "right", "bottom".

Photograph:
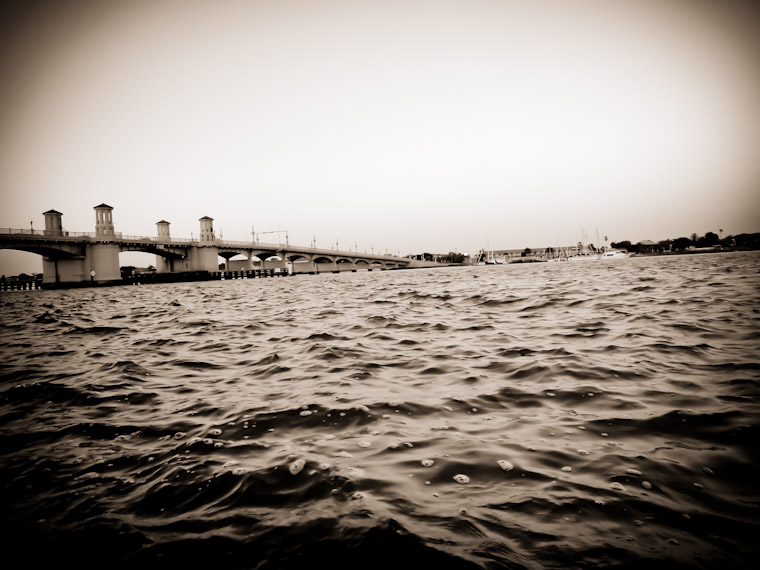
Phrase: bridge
[{"left": 0, "top": 204, "right": 415, "bottom": 286}]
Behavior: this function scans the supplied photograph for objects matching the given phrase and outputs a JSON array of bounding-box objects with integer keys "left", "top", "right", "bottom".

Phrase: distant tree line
[{"left": 611, "top": 231, "right": 760, "bottom": 253}]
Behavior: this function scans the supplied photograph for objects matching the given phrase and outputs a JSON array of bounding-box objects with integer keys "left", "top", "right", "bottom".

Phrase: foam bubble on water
[
  {"left": 443, "top": 406, "right": 453, "bottom": 412},
  {"left": 546, "top": 392, "right": 556, "bottom": 397},
  {"left": 336, "top": 450, "right": 353, "bottom": 458},
  {"left": 561, "top": 466, "right": 572, "bottom": 472},
  {"left": 642, "top": 481, "right": 653, "bottom": 489},
  {"left": 626, "top": 468, "right": 642, "bottom": 476},
  {"left": 351, "top": 491, "right": 366, "bottom": 500},
  {"left": 497, "top": 460, "right": 514, "bottom": 471},
  {"left": 209, "top": 428, "right": 222, "bottom": 436},
  {"left": 600, "top": 432, "right": 609, "bottom": 437},
  {"left": 453, "top": 474, "right": 470, "bottom": 484},
  {"left": 232, "top": 467, "right": 248, "bottom": 475},
  {"left": 289, "top": 459, "right": 306, "bottom": 475},
  {"left": 319, "top": 462, "right": 331, "bottom": 470},
  {"left": 357, "top": 405, "right": 370, "bottom": 413},
  {"left": 77, "top": 472, "right": 100, "bottom": 480},
  {"left": 388, "top": 443, "right": 399, "bottom": 449},
  {"left": 421, "top": 459, "right": 434, "bottom": 467},
  {"left": 299, "top": 410, "right": 313, "bottom": 416},
  {"left": 609, "top": 482, "right": 625, "bottom": 491},
  {"left": 173, "top": 432, "right": 186, "bottom": 440},
  {"left": 214, "top": 442, "right": 223, "bottom": 448},
  {"left": 222, "top": 461, "right": 239, "bottom": 469},
  {"left": 358, "top": 441, "right": 371, "bottom": 448},
  {"left": 577, "top": 449, "right": 589, "bottom": 456},
  {"left": 382, "top": 414, "right": 391, "bottom": 419},
  {"left": 702, "top": 466, "right": 714, "bottom": 475}
]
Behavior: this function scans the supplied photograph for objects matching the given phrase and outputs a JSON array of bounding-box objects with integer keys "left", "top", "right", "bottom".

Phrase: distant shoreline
[{"left": 630, "top": 247, "right": 758, "bottom": 257}]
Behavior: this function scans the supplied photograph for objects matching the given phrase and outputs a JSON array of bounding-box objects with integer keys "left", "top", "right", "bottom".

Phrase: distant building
[{"left": 637, "top": 240, "right": 659, "bottom": 253}]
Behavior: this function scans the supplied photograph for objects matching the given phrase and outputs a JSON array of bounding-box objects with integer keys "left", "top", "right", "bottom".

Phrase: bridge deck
[{"left": 0, "top": 228, "right": 408, "bottom": 264}]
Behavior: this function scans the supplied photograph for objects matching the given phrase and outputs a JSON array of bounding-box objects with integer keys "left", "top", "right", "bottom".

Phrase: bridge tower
[
  {"left": 41, "top": 208, "right": 73, "bottom": 283},
  {"left": 155, "top": 220, "right": 172, "bottom": 273},
  {"left": 89, "top": 203, "right": 120, "bottom": 282},
  {"left": 189, "top": 215, "right": 219, "bottom": 271},
  {"left": 94, "top": 203, "right": 116, "bottom": 237},
  {"left": 43, "top": 209, "right": 63, "bottom": 236},
  {"left": 199, "top": 216, "right": 215, "bottom": 244},
  {"left": 156, "top": 220, "right": 171, "bottom": 242}
]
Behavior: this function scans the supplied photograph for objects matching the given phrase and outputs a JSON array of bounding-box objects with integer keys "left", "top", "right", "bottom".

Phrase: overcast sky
[{"left": 1, "top": 0, "right": 759, "bottom": 274}]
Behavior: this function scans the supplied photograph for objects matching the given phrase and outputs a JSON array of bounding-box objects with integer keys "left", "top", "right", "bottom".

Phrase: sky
[{"left": 1, "top": 0, "right": 759, "bottom": 274}]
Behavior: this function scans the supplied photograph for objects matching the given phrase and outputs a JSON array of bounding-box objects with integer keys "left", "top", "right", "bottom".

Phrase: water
[{"left": 1, "top": 252, "right": 759, "bottom": 569}]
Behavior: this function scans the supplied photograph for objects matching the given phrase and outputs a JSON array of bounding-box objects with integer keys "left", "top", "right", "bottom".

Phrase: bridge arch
[
  {"left": 0, "top": 243, "right": 82, "bottom": 260},
  {"left": 284, "top": 253, "right": 311, "bottom": 263}
]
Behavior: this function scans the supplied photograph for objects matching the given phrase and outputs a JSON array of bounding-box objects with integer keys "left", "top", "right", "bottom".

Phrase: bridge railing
[
  {"left": 119, "top": 234, "right": 194, "bottom": 244},
  {"left": 0, "top": 228, "right": 95, "bottom": 238}
]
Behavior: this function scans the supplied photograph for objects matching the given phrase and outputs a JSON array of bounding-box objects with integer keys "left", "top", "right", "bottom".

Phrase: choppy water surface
[{"left": 1, "top": 252, "right": 759, "bottom": 569}]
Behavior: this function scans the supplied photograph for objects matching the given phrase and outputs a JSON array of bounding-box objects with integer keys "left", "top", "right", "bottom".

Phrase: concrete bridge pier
[
  {"left": 188, "top": 216, "right": 220, "bottom": 272},
  {"left": 42, "top": 257, "right": 85, "bottom": 284},
  {"left": 88, "top": 204, "right": 121, "bottom": 282},
  {"left": 88, "top": 243, "right": 121, "bottom": 282},
  {"left": 155, "top": 220, "right": 173, "bottom": 273},
  {"left": 188, "top": 246, "right": 219, "bottom": 272}
]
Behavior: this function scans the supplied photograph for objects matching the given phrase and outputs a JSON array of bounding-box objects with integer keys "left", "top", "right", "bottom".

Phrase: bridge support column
[
  {"left": 188, "top": 246, "right": 219, "bottom": 272},
  {"left": 88, "top": 243, "right": 121, "bottom": 282},
  {"left": 156, "top": 256, "right": 173, "bottom": 273},
  {"left": 155, "top": 220, "right": 172, "bottom": 273},
  {"left": 42, "top": 257, "right": 86, "bottom": 284}
]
